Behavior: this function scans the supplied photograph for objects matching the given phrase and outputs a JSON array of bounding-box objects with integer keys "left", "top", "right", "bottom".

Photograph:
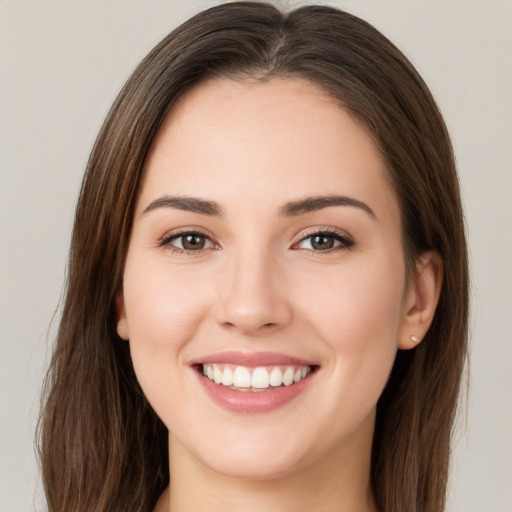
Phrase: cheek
[
  {"left": 295, "top": 257, "right": 406, "bottom": 379},
  {"left": 121, "top": 259, "right": 212, "bottom": 414},
  {"left": 302, "top": 258, "right": 404, "bottom": 326},
  {"left": 123, "top": 259, "right": 208, "bottom": 349},
  {"left": 289, "top": 260, "right": 406, "bottom": 438}
]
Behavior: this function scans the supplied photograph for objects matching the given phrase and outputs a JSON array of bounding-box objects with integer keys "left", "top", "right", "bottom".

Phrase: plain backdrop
[{"left": 1, "top": 1, "right": 511, "bottom": 511}]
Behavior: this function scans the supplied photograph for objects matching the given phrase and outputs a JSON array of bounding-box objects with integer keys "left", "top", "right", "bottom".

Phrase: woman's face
[{"left": 117, "top": 78, "right": 416, "bottom": 479}]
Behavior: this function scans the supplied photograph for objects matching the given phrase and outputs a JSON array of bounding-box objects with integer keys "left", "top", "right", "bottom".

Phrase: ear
[
  {"left": 115, "top": 292, "right": 129, "bottom": 340},
  {"left": 398, "top": 251, "right": 443, "bottom": 350}
]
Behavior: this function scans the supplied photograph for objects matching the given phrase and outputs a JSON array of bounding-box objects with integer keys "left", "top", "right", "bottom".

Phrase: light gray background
[{"left": 1, "top": 1, "right": 511, "bottom": 511}]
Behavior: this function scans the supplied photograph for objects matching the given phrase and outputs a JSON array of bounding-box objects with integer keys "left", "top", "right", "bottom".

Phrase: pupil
[
  {"left": 312, "top": 235, "right": 334, "bottom": 250},
  {"left": 183, "top": 234, "right": 205, "bottom": 250}
]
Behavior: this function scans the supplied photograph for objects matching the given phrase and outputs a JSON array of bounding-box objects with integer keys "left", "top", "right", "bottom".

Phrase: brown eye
[
  {"left": 182, "top": 234, "right": 206, "bottom": 250},
  {"left": 296, "top": 231, "right": 353, "bottom": 252},
  {"left": 310, "top": 235, "right": 335, "bottom": 250},
  {"left": 165, "top": 232, "right": 215, "bottom": 251}
]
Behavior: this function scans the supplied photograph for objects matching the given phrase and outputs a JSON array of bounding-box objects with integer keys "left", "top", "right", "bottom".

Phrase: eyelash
[
  {"left": 159, "top": 228, "right": 354, "bottom": 255},
  {"left": 291, "top": 228, "right": 354, "bottom": 254},
  {"left": 159, "top": 229, "right": 219, "bottom": 255}
]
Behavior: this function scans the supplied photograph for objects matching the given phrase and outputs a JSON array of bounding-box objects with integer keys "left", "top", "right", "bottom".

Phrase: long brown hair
[{"left": 38, "top": 3, "right": 468, "bottom": 511}]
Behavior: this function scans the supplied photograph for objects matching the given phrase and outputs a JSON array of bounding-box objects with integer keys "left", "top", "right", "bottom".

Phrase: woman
[{"left": 38, "top": 2, "right": 468, "bottom": 511}]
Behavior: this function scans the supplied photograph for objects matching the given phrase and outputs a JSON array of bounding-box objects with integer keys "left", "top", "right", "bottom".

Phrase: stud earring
[{"left": 410, "top": 335, "right": 419, "bottom": 343}]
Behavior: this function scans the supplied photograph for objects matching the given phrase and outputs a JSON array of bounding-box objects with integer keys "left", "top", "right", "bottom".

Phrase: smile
[
  {"left": 192, "top": 352, "right": 319, "bottom": 413},
  {"left": 201, "top": 363, "right": 312, "bottom": 391}
]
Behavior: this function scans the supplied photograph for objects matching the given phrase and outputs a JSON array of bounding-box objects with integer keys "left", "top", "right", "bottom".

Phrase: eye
[
  {"left": 295, "top": 230, "right": 354, "bottom": 252},
  {"left": 161, "top": 231, "right": 216, "bottom": 252}
]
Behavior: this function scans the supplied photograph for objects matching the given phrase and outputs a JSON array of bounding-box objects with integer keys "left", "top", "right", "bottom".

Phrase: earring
[{"left": 410, "top": 335, "right": 419, "bottom": 343}]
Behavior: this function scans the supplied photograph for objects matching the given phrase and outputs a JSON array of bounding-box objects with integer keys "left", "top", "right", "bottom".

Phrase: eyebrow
[
  {"left": 143, "top": 195, "right": 223, "bottom": 216},
  {"left": 142, "top": 194, "right": 375, "bottom": 219},
  {"left": 279, "top": 195, "right": 376, "bottom": 219}
]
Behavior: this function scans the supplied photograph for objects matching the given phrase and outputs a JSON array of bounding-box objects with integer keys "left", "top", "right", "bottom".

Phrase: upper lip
[{"left": 190, "top": 351, "right": 318, "bottom": 368}]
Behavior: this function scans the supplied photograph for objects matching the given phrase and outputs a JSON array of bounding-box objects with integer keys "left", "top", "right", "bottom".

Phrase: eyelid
[
  {"left": 291, "top": 227, "right": 354, "bottom": 252},
  {"left": 157, "top": 225, "right": 353, "bottom": 254},
  {"left": 158, "top": 226, "right": 220, "bottom": 251}
]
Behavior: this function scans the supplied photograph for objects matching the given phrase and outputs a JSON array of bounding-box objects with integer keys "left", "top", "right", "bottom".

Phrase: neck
[{"left": 156, "top": 426, "right": 378, "bottom": 512}]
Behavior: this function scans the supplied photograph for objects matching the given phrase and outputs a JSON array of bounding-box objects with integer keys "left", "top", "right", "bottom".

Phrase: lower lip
[{"left": 196, "top": 370, "right": 314, "bottom": 413}]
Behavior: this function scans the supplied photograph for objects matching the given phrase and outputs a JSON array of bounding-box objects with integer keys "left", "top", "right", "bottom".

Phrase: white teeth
[
  {"left": 202, "top": 363, "right": 312, "bottom": 390},
  {"left": 282, "top": 367, "right": 295, "bottom": 386},
  {"left": 221, "top": 367, "right": 234, "bottom": 386},
  {"left": 213, "top": 364, "right": 222, "bottom": 384},
  {"left": 233, "top": 366, "right": 252, "bottom": 388},
  {"left": 269, "top": 367, "right": 283, "bottom": 387},
  {"left": 251, "top": 367, "right": 270, "bottom": 389}
]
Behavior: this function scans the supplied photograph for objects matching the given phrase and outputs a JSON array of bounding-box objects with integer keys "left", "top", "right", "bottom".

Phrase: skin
[{"left": 117, "top": 78, "right": 442, "bottom": 512}]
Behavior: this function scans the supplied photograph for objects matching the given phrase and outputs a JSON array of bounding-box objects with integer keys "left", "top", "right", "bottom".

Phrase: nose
[{"left": 213, "top": 248, "right": 293, "bottom": 336}]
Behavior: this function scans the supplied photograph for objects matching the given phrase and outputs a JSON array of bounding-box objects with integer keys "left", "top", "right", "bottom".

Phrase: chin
[
  {"left": 201, "top": 449, "right": 305, "bottom": 481},
  {"left": 173, "top": 424, "right": 313, "bottom": 481}
]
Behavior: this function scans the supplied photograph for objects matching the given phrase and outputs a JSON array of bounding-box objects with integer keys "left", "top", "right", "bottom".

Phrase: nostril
[{"left": 219, "top": 320, "right": 278, "bottom": 332}]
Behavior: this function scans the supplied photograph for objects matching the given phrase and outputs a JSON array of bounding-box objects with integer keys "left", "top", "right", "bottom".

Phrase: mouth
[
  {"left": 196, "top": 363, "right": 317, "bottom": 392},
  {"left": 191, "top": 352, "right": 319, "bottom": 413}
]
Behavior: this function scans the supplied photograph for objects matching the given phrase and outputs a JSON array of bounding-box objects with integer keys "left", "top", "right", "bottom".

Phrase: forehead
[{"left": 139, "top": 77, "right": 399, "bottom": 222}]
